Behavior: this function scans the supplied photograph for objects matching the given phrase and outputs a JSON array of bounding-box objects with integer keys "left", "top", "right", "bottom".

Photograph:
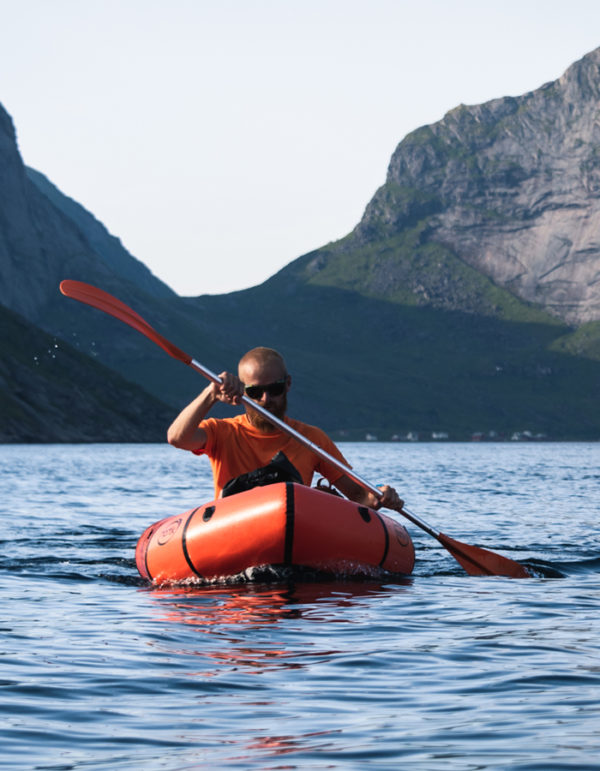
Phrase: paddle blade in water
[
  {"left": 438, "top": 533, "right": 530, "bottom": 578},
  {"left": 59, "top": 280, "right": 192, "bottom": 364},
  {"left": 60, "top": 279, "right": 534, "bottom": 580}
]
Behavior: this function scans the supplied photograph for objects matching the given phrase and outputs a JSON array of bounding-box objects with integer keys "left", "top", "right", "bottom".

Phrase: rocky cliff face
[
  {"left": 357, "top": 47, "right": 600, "bottom": 325},
  {"left": 0, "top": 104, "right": 174, "bottom": 328},
  {"left": 3, "top": 51, "right": 600, "bottom": 442},
  {"left": 0, "top": 102, "right": 180, "bottom": 440}
]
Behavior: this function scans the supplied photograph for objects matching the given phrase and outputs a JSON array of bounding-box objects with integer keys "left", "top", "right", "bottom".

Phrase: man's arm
[
  {"left": 334, "top": 475, "right": 404, "bottom": 512},
  {"left": 167, "top": 372, "right": 243, "bottom": 451}
]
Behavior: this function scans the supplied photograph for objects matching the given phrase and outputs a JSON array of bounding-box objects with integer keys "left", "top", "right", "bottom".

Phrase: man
[{"left": 168, "top": 346, "right": 404, "bottom": 510}]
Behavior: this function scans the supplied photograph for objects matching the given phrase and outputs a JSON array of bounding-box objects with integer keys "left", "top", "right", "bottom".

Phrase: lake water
[{"left": 1, "top": 442, "right": 599, "bottom": 770}]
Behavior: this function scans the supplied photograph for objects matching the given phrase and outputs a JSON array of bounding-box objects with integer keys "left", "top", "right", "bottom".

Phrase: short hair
[{"left": 238, "top": 347, "right": 288, "bottom": 375}]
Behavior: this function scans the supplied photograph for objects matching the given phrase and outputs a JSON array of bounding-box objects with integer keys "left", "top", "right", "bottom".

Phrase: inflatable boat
[{"left": 135, "top": 482, "right": 415, "bottom": 583}]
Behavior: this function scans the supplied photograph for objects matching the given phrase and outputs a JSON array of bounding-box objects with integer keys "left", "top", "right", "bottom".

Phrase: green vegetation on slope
[
  {"left": 188, "top": 275, "right": 600, "bottom": 441},
  {"left": 550, "top": 321, "right": 600, "bottom": 360},
  {"left": 0, "top": 304, "right": 173, "bottom": 442},
  {"left": 287, "top": 229, "right": 565, "bottom": 326}
]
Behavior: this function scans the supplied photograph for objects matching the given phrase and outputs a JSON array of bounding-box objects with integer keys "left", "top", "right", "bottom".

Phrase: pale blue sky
[{"left": 1, "top": 0, "right": 599, "bottom": 295}]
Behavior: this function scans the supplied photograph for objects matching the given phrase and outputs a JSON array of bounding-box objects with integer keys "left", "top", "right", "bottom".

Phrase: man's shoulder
[
  {"left": 287, "top": 417, "right": 332, "bottom": 442},
  {"left": 201, "top": 413, "right": 247, "bottom": 434},
  {"left": 286, "top": 417, "right": 347, "bottom": 469}
]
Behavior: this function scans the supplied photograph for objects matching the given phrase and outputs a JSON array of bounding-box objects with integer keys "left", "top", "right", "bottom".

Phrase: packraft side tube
[{"left": 135, "top": 482, "right": 415, "bottom": 583}]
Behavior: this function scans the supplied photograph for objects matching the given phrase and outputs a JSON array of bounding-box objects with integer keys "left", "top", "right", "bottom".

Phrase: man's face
[{"left": 238, "top": 358, "right": 290, "bottom": 431}]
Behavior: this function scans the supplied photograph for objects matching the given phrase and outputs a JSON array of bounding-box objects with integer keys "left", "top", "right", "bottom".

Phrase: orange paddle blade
[
  {"left": 60, "top": 280, "right": 533, "bottom": 580},
  {"left": 438, "top": 533, "right": 530, "bottom": 578},
  {"left": 59, "top": 280, "right": 191, "bottom": 364}
]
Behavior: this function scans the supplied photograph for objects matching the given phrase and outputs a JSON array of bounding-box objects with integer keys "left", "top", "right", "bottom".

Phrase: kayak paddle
[{"left": 59, "top": 279, "right": 530, "bottom": 578}]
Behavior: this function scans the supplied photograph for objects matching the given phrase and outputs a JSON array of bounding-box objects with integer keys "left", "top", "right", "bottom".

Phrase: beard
[{"left": 246, "top": 392, "right": 287, "bottom": 432}]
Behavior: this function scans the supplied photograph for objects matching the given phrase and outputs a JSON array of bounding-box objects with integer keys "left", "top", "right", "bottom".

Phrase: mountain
[
  {"left": 0, "top": 304, "right": 173, "bottom": 442},
  {"left": 0, "top": 103, "right": 182, "bottom": 442},
  {"left": 355, "top": 47, "right": 600, "bottom": 327},
  {"left": 180, "top": 272, "right": 600, "bottom": 440},
  {"left": 0, "top": 100, "right": 217, "bottom": 420},
  {"left": 2, "top": 48, "right": 600, "bottom": 441},
  {"left": 26, "top": 167, "right": 176, "bottom": 302},
  {"left": 0, "top": 103, "right": 174, "bottom": 323}
]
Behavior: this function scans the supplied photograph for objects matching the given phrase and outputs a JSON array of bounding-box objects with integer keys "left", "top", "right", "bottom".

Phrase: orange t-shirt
[{"left": 194, "top": 413, "right": 349, "bottom": 498}]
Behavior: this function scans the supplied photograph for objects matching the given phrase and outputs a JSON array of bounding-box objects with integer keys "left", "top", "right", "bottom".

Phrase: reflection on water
[
  {"left": 149, "top": 579, "right": 409, "bottom": 627},
  {"left": 2, "top": 443, "right": 599, "bottom": 770},
  {"left": 142, "top": 579, "right": 419, "bottom": 765},
  {"left": 144, "top": 579, "right": 412, "bottom": 675},
  {"left": 240, "top": 728, "right": 342, "bottom": 760}
]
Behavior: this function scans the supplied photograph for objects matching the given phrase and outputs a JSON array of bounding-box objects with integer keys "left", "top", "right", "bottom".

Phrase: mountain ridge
[
  {"left": 352, "top": 47, "right": 600, "bottom": 325},
  {"left": 2, "top": 47, "right": 600, "bottom": 440}
]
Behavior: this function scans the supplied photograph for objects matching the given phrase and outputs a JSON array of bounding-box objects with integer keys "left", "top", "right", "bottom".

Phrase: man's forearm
[{"left": 167, "top": 384, "right": 217, "bottom": 449}]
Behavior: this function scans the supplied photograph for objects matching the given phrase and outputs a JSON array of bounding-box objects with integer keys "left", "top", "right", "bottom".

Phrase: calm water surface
[{"left": 1, "top": 442, "right": 599, "bottom": 770}]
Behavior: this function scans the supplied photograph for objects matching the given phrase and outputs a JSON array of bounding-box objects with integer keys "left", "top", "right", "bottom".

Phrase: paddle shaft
[
  {"left": 189, "top": 357, "right": 385, "bottom": 501},
  {"left": 191, "top": 356, "right": 440, "bottom": 534},
  {"left": 60, "top": 279, "right": 530, "bottom": 577}
]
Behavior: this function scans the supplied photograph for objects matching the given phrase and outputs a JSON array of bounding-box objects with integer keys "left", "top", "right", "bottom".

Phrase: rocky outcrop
[
  {"left": 4, "top": 50, "right": 600, "bottom": 443},
  {"left": 0, "top": 102, "right": 182, "bottom": 440},
  {"left": 358, "top": 47, "right": 600, "bottom": 325},
  {"left": 0, "top": 103, "right": 174, "bottom": 328}
]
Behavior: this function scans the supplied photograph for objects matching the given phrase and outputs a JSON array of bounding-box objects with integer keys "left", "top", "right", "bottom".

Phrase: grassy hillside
[
  {"left": 551, "top": 321, "right": 600, "bottom": 360},
  {"left": 184, "top": 270, "right": 600, "bottom": 441},
  {"left": 45, "top": 226, "right": 600, "bottom": 441},
  {"left": 0, "top": 304, "right": 173, "bottom": 442},
  {"left": 280, "top": 229, "right": 566, "bottom": 326}
]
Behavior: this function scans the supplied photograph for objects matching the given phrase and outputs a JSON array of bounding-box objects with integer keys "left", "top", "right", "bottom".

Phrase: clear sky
[{"left": 1, "top": 0, "right": 599, "bottom": 296}]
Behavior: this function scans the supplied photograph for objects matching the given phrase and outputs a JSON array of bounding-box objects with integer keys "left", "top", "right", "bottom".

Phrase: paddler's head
[{"left": 238, "top": 347, "right": 291, "bottom": 432}]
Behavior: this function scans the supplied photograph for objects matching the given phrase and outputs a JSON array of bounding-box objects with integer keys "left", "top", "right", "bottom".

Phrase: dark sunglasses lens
[
  {"left": 245, "top": 380, "right": 286, "bottom": 399},
  {"left": 266, "top": 381, "right": 286, "bottom": 396}
]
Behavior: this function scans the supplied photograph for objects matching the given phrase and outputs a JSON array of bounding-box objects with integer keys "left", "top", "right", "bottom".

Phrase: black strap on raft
[
  {"left": 315, "top": 478, "right": 343, "bottom": 497},
  {"left": 221, "top": 451, "right": 303, "bottom": 498}
]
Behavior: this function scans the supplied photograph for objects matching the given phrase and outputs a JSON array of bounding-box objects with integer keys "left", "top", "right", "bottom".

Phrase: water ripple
[{"left": 1, "top": 443, "right": 599, "bottom": 769}]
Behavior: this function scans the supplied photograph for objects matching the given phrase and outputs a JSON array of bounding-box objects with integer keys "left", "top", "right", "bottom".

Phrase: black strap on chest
[{"left": 221, "top": 451, "right": 303, "bottom": 497}]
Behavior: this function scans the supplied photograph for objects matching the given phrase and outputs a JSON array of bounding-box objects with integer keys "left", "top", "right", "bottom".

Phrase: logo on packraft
[{"left": 157, "top": 518, "right": 182, "bottom": 546}]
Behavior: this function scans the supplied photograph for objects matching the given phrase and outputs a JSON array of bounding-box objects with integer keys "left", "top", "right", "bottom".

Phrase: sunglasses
[{"left": 244, "top": 379, "right": 287, "bottom": 399}]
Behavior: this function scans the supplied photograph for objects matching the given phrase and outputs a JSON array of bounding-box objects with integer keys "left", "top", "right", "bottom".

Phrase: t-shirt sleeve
[{"left": 191, "top": 417, "right": 219, "bottom": 456}]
